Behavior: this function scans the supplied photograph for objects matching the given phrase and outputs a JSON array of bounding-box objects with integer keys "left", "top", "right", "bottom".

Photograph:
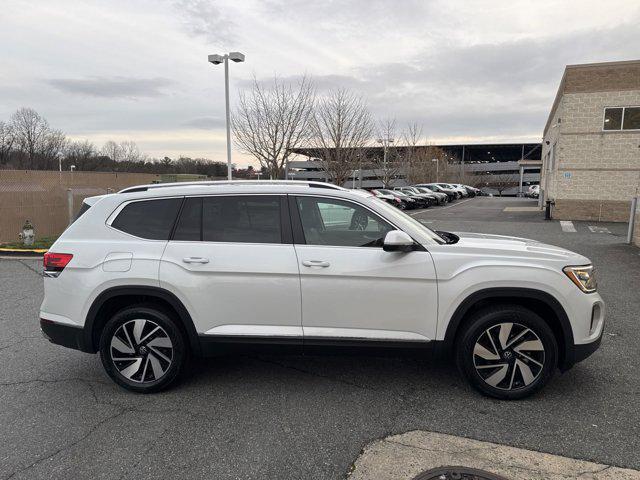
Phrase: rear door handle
[
  {"left": 182, "top": 257, "right": 210, "bottom": 264},
  {"left": 302, "top": 260, "right": 330, "bottom": 268}
]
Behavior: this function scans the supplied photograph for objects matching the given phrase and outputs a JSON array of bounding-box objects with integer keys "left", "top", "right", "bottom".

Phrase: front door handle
[
  {"left": 182, "top": 257, "right": 210, "bottom": 264},
  {"left": 302, "top": 260, "right": 330, "bottom": 268}
]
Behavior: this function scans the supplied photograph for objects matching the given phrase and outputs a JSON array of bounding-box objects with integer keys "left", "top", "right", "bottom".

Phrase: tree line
[
  {"left": 232, "top": 76, "right": 486, "bottom": 187},
  {"left": 0, "top": 107, "right": 229, "bottom": 177}
]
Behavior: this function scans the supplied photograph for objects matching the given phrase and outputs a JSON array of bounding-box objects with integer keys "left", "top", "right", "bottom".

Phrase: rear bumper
[{"left": 40, "top": 318, "right": 91, "bottom": 353}]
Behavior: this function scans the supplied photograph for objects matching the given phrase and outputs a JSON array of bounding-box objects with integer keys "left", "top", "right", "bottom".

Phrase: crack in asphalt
[
  {"left": 1, "top": 377, "right": 203, "bottom": 480},
  {"left": 14, "top": 259, "right": 42, "bottom": 277},
  {"left": 115, "top": 427, "right": 169, "bottom": 480},
  {"left": 384, "top": 437, "right": 500, "bottom": 457},
  {"left": 248, "top": 355, "right": 381, "bottom": 393},
  {"left": 3, "top": 408, "right": 128, "bottom": 480}
]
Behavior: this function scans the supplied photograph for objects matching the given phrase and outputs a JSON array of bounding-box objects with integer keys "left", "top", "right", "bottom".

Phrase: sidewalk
[{"left": 349, "top": 431, "right": 640, "bottom": 480}]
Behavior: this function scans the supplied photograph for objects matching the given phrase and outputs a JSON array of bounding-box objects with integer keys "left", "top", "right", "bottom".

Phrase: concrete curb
[
  {"left": 0, "top": 248, "right": 47, "bottom": 258},
  {"left": 348, "top": 430, "right": 640, "bottom": 480}
]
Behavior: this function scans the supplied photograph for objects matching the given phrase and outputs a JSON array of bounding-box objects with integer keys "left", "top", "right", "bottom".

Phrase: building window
[{"left": 603, "top": 106, "right": 640, "bottom": 131}]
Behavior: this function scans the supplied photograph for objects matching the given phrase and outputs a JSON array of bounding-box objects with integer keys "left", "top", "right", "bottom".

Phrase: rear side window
[
  {"left": 111, "top": 198, "right": 182, "bottom": 240},
  {"left": 173, "top": 195, "right": 282, "bottom": 244},
  {"left": 72, "top": 201, "right": 91, "bottom": 224}
]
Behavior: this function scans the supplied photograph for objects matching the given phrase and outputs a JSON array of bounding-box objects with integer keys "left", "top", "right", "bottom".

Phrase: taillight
[{"left": 43, "top": 252, "right": 73, "bottom": 277}]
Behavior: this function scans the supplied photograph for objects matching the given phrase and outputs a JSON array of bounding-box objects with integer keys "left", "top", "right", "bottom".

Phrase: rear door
[{"left": 159, "top": 195, "right": 302, "bottom": 341}]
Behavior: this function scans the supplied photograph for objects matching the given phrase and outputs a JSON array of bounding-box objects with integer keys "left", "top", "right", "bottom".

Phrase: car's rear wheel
[
  {"left": 456, "top": 305, "right": 557, "bottom": 399},
  {"left": 99, "top": 305, "right": 187, "bottom": 393}
]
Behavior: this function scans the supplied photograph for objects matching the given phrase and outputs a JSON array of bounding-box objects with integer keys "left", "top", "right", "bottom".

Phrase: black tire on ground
[
  {"left": 455, "top": 304, "right": 558, "bottom": 400},
  {"left": 99, "top": 304, "right": 187, "bottom": 393}
]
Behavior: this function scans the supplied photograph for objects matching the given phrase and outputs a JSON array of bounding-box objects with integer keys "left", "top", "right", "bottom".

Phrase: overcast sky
[{"left": 1, "top": 0, "right": 639, "bottom": 166}]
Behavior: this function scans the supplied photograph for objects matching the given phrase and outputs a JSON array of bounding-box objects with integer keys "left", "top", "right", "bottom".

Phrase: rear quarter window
[{"left": 111, "top": 198, "right": 182, "bottom": 240}]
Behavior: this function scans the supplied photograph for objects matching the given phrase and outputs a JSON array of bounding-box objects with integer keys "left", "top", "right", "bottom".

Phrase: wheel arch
[
  {"left": 438, "top": 287, "right": 575, "bottom": 369},
  {"left": 84, "top": 286, "right": 201, "bottom": 356}
]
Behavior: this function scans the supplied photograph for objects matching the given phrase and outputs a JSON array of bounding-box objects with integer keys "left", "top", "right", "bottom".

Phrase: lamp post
[
  {"left": 432, "top": 158, "right": 439, "bottom": 182},
  {"left": 377, "top": 138, "right": 394, "bottom": 187},
  {"left": 208, "top": 51, "right": 245, "bottom": 180}
]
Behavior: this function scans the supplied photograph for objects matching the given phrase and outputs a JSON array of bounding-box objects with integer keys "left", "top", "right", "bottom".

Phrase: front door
[
  {"left": 291, "top": 195, "right": 438, "bottom": 343},
  {"left": 159, "top": 195, "right": 302, "bottom": 340}
]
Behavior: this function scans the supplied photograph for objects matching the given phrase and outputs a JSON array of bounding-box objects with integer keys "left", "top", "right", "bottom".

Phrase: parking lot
[{"left": 1, "top": 196, "right": 639, "bottom": 480}]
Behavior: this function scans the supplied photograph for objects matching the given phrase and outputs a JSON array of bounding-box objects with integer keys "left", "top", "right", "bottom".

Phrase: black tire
[
  {"left": 455, "top": 305, "right": 558, "bottom": 400},
  {"left": 99, "top": 304, "right": 187, "bottom": 393}
]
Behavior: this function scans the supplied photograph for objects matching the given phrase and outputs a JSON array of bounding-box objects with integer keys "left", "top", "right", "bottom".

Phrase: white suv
[{"left": 40, "top": 181, "right": 604, "bottom": 399}]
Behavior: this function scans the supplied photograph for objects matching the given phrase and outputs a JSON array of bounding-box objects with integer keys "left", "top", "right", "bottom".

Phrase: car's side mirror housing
[{"left": 383, "top": 230, "right": 416, "bottom": 252}]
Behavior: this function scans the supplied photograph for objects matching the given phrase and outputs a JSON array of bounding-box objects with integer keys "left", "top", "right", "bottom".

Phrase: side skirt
[{"left": 198, "top": 335, "right": 435, "bottom": 358}]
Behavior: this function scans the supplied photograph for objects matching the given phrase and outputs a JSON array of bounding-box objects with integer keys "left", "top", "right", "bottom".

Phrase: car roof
[{"left": 113, "top": 180, "right": 374, "bottom": 201}]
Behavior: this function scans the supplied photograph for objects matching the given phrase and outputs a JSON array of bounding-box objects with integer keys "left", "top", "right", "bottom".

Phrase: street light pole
[
  {"left": 432, "top": 158, "right": 439, "bottom": 182},
  {"left": 208, "top": 51, "right": 245, "bottom": 181}
]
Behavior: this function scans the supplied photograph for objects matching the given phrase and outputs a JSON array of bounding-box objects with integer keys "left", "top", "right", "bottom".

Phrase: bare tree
[
  {"left": 101, "top": 140, "right": 122, "bottom": 162},
  {"left": 311, "top": 89, "right": 373, "bottom": 186},
  {"left": 39, "top": 129, "right": 67, "bottom": 168},
  {"left": 371, "top": 119, "right": 404, "bottom": 187},
  {"left": 0, "top": 121, "right": 14, "bottom": 165},
  {"left": 119, "top": 141, "right": 143, "bottom": 162},
  {"left": 65, "top": 140, "right": 96, "bottom": 164},
  {"left": 10, "top": 108, "right": 51, "bottom": 165},
  {"left": 483, "top": 173, "right": 519, "bottom": 196},
  {"left": 233, "top": 75, "right": 315, "bottom": 179}
]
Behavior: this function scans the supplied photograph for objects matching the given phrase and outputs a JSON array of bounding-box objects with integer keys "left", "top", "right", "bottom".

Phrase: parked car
[
  {"left": 390, "top": 189, "right": 430, "bottom": 208},
  {"left": 451, "top": 183, "right": 475, "bottom": 197},
  {"left": 372, "top": 189, "right": 414, "bottom": 209},
  {"left": 412, "top": 186, "right": 448, "bottom": 205},
  {"left": 41, "top": 180, "right": 604, "bottom": 399},
  {"left": 441, "top": 183, "right": 468, "bottom": 198},
  {"left": 528, "top": 185, "right": 540, "bottom": 198},
  {"left": 370, "top": 189, "right": 405, "bottom": 208},
  {"left": 395, "top": 187, "right": 437, "bottom": 206},
  {"left": 416, "top": 183, "right": 457, "bottom": 201},
  {"left": 463, "top": 185, "right": 482, "bottom": 196}
]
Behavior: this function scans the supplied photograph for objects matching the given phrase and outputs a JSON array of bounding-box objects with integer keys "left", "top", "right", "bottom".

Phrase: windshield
[{"left": 369, "top": 197, "right": 446, "bottom": 244}]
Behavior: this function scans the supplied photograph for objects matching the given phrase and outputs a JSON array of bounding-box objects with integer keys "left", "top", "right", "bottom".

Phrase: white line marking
[
  {"left": 409, "top": 198, "right": 474, "bottom": 216},
  {"left": 588, "top": 226, "right": 611, "bottom": 234},
  {"left": 560, "top": 221, "right": 576, "bottom": 232}
]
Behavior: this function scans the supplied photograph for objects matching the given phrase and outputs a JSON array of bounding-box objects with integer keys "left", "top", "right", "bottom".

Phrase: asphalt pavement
[{"left": 1, "top": 196, "right": 639, "bottom": 479}]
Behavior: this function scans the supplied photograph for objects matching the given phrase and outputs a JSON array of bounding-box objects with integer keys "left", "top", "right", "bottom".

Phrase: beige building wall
[{"left": 541, "top": 61, "right": 640, "bottom": 222}]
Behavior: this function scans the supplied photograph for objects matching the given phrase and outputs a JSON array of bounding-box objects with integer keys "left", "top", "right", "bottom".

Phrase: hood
[{"left": 451, "top": 231, "right": 590, "bottom": 264}]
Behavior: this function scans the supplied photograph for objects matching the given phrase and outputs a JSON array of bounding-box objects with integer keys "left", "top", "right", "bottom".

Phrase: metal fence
[{"left": 0, "top": 170, "right": 160, "bottom": 243}]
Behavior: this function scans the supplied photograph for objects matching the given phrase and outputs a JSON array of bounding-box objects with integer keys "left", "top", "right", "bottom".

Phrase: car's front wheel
[
  {"left": 99, "top": 305, "right": 187, "bottom": 393},
  {"left": 456, "top": 305, "right": 558, "bottom": 399}
]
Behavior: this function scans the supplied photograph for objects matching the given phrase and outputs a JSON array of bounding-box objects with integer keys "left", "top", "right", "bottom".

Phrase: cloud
[
  {"left": 181, "top": 116, "right": 225, "bottom": 129},
  {"left": 46, "top": 76, "right": 175, "bottom": 98},
  {"left": 169, "top": 0, "right": 236, "bottom": 46}
]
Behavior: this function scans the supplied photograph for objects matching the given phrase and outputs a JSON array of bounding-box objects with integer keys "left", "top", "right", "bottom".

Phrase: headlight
[{"left": 563, "top": 265, "right": 597, "bottom": 293}]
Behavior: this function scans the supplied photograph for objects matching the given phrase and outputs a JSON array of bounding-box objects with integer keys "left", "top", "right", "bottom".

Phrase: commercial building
[
  {"left": 289, "top": 143, "right": 541, "bottom": 194},
  {"left": 540, "top": 60, "right": 640, "bottom": 221}
]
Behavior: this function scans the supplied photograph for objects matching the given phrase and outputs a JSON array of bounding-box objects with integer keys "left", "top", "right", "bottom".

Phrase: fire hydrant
[{"left": 18, "top": 220, "right": 35, "bottom": 246}]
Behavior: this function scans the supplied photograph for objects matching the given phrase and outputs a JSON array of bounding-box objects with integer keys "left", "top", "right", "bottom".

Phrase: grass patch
[{"left": 1, "top": 236, "right": 58, "bottom": 250}]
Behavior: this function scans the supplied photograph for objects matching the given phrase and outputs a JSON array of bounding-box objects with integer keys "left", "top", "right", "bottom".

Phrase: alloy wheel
[
  {"left": 472, "top": 322, "right": 545, "bottom": 391},
  {"left": 110, "top": 319, "right": 174, "bottom": 383}
]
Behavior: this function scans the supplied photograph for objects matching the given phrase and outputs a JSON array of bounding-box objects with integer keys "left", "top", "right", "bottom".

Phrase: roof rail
[{"left": 118, "top": 180, "right": 346, "bottom": 194}]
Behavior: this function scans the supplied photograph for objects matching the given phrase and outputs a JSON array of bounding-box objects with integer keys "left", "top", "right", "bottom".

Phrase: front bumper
[
  {"left": 40, "top": 318, "right": 89, "bottom": 352},
  {"left": 573, "top": 332, "right": 603, "bottom": 364}
]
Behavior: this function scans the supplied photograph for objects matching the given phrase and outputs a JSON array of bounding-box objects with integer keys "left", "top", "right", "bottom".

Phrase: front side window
[
  {"left": 295, "top": 196, "right": 393, "bottom": 247},
  {"left": 173, "top": 195, "right": 282, "bottom": 244},
  {"left": 603, "top": 106, "right": 640, "bottom": 130},
  {"left": 111, "top": 198, "right": 182, "bottom": 240}
]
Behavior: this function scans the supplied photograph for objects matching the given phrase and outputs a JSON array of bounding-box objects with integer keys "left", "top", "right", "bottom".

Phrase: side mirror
[{"left": 383, "top": 230, "right": 416, "bottom": 252}]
